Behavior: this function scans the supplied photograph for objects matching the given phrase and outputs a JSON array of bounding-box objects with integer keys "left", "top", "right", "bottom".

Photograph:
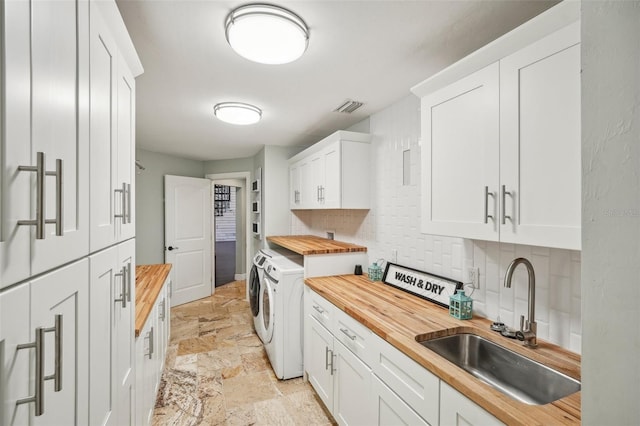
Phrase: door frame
[{"left": 205, "top": 171, "right": 251, "bottom": 300}]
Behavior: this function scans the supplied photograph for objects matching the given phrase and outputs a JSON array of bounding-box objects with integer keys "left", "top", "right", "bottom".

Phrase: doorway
[
  {"left": 207, "top": 172, "right": 251, "bottom": 298},
  {"left": 214, "top": 184, "right": 238, "bottom": 286}
]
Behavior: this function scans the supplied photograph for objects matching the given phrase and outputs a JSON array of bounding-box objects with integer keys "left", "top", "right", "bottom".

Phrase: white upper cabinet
[
  {"left": 89, "top": 5, "right": 138, "bottom": 252},
  {"left": 413, "top": 2, "right": 580, "bottom": 250},
  {"left": 499, "top": 22, "right": 580, "bottom": 250},
  {"left": 1, "top": 0, "right": 90, "bottom": 289},
  {"left": 420, "top": 63, "right": 499, "bottom": 242},
  {"left": 289, "top": 131, "right": 371, "bottom": 210}
]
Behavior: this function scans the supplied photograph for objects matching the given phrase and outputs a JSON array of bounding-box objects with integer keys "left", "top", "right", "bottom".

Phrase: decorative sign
[{"left": 382, "top": 263, "right": 463, "bottom": 308}]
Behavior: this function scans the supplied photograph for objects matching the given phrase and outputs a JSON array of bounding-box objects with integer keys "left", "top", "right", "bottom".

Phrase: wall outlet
[
  {"left": 326, "top": 231, "right": 335, "bottom": 240},
  {"left": 468, "top": 267, "right": 480, "bottom": 289},
  {"left": 391, "top": 249, "right": 398, "bottom": 263}
]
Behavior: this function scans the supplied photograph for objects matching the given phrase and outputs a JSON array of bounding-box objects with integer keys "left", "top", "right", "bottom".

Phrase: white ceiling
[{"left": 116, "top": 0, "right": 558, "bottom": 161}]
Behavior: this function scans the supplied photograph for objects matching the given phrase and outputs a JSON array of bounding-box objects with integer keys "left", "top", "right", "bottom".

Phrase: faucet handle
[{"left": 520, "top": 315, "right": 525, "bottom": 331}]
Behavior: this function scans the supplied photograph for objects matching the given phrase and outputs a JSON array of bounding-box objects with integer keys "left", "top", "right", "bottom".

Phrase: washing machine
[
  {"left": 260, "top": 255, "right": 304, "bottom": 380},
  {"left": 249, "top": 247, "right": 296, "bottom": 342}
]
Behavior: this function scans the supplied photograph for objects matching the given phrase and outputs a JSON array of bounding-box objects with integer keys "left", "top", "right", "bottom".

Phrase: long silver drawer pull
[
  {"left": 114, "top": 182, "right": 127, "bottom": 221},
  {"left": 329, "top": 351, "right": 336, "bottom": 375},
  {"left": 115, "top": 267, "right": 127, "bottom": 308},
  {"left": 126, "top": 262, "right": 132, "bottom": 303},
  {"left": 126, "top": 183, "right": 132, "bottom": 223},
  {"left": 502, "top": 185, "right": 512, "bottom": 225},
  {"left": 148, "top": 327, "right": 154, "bottom": 360},
  {"left": 484, "top": 186, "right": 494, "bottom": 224},
  {"left": 44, "top": 158, "right": 63, "bottom": 236},
  {"left": 159, "top": 298, "right": 166, "bottom": 320},
  {"left": 15, "top": 314, "right": 63, "bottom": 416},
  {"left": 340, "top": 328, "right": 357, "bottom": 341},
  {"left": 18, "top": 152, "right": 63, "bottom": 238},
  {"left": 313, "top": 305, "right": 325, "bottom": 314},
  {"left": 325, "top": 346, "right": 330, "bottom": 370}
]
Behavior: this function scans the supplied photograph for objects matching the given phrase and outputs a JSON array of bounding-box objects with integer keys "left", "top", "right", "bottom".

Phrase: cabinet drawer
[
  {"left": 334, "top": 308, "right": 373, "bottom": 367},
  {"left": 307, "top": 288, "right": 334, "bottom": 329},
  {"left": 371, "top": 333, "right": 440, "bottom": 426}
]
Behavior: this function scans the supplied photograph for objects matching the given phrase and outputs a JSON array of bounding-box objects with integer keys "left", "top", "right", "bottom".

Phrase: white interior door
[{"left": 164, "top": 175, "right": 212, "bottom": 307}]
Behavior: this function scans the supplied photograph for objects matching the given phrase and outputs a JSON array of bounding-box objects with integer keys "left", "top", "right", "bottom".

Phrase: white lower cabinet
[
  {"left": 0, "top": 259, "right": 89, "bottom": 425},
  {"left": 304, "top": 286, "right": 503, "bottom": 426},
  {"left": 135, "top": 276, "right": 170, "bottom": 426},
  {"left": 89, "top": 239, "right": 135, "bottom": 425},
  {"left": 440, "top": 382, "right": 503, "bottom": 426},
  {"left": 305, "top": 287, "right": 374, "bottom": 426},
  {"left": 372, "top": 375, "right": 430, "bottom": 426}
]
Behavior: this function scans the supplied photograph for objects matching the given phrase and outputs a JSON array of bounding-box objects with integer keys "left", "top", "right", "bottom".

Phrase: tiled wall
[{"left": 290, "top": 94, "right": 581, "bottom": 353}]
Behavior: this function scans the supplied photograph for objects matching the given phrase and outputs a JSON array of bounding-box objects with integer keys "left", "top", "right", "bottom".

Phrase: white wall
[
  {"left": 290, "top": 94, "right": 581, "bottom": 353},
  {"left": 581, "top": 2, "right": 640, "bottom": 424}
]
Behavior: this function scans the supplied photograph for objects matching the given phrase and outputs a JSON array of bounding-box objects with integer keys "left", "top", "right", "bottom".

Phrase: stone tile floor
[{"left": 152, "top": 280, "right": 335, "bottom": 425}]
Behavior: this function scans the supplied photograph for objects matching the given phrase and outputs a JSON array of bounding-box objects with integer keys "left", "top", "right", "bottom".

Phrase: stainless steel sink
[{"left": 417, "top": 333, "right": 580, "bottom": 405}]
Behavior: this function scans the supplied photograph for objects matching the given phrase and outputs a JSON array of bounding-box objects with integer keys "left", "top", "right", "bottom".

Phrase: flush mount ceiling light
[
  {"left": 225, "top": 4, "right": 309, "bottom": 65},
  {"left": 214, "top": 102, "right": 262, "bottom": 125}
]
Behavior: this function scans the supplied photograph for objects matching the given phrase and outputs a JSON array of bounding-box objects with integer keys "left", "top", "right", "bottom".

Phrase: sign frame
[{"left": 382, "top": 262, "right": 463, "bottom": 308}]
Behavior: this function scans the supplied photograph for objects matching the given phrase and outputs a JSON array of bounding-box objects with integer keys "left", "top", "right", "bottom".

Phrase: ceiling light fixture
[
  {"left": 225, "top": 4, "right": 309, "bottom": 65},
  {"left": 214, "top": 102, "right": 262, "bottom": 125}
]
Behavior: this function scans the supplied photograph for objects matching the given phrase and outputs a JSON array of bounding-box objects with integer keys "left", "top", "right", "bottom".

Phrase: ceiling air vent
[{"left": 333, "top": 99, "right": 364, "bottom": 114}]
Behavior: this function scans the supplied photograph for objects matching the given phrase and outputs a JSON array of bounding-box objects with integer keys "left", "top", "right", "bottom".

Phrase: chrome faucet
[{"left": 504, "top": 257, "right": 537, "bottom": 348}]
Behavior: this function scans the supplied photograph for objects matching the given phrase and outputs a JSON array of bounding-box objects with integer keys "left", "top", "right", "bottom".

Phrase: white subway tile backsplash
[{"left": 288, "top": 94, "right": 581, "bottom": 354}]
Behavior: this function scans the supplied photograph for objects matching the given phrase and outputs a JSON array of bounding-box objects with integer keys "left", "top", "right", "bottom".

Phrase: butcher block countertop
[
  {"left": 135, "top": 264, "right": 171, "bottom": 337},
  {"left": 267, "top": 235, "right": 367, "bottom": 255},
  {"left": 305, "top": 274, "right": 581, "bottom": 425}
]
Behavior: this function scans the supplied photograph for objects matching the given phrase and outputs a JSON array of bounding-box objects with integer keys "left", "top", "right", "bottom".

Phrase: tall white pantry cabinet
[{"left": 0, "top": 1, "right": 143, "bottom": 425}]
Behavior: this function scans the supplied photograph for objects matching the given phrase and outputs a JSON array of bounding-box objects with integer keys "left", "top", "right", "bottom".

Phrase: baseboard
[{"left": 234, "top": 273, "right": 246, "bottom": 281}]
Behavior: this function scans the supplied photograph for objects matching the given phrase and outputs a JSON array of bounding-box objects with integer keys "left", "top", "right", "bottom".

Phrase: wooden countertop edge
[
  {"left": 305, "top": 274, "right": 581, "bottom": 426},
  {"left": 267, "top": 235, "right": 367, "bottom": 255},
  {"left": 135, "top": 264, "right": 172, "bottom": 337}
]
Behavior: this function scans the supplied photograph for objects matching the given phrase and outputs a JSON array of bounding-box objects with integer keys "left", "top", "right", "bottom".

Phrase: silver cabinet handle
[
  {"left": 502, "top": 185, "right": 512, "bottom": 225},
  {"left": 329, "top": 351, "right": 336, "bottom": 376},
  {"left": 126, "top": 262, "right": 132, "bottom": 303},
  {"left": 18, "top": 152, "right": 63, "bottom": 238},
  {"left": 317, "top": 185, "right": 321, "bottom": 202},
  {"left": 325, "top": 346, "right": 331, "bottom": 370},
  {"left": 340, "top": 328, "right": 357, "bottom": 341},
  {"left": 126, "top": 183, "right": 132, "bottom": 224},
  {"left": 114, "top": 266, "right": 127, "bottom": 308},
  {"left": 312, "top": 305, "right": 324, "bottom": 314},
  {"left": 16, "top": 314, "right": 63, "bottom": 416},
  {"left": 114, "top": 182, "right": 127, "bottom": 222},
  {"left": 484, "top": 186, "right": 495, "bottom": 224},
  {"left": 159, "top": 298, "right": 166, "bottom": 321},
  {"left": 148, "top": 327, "right": 154, "bottom": 359}
]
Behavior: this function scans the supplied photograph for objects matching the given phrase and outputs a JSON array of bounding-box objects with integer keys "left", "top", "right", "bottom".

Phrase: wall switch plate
[
  {"left": 391, "top": 249, "right": 398, "bottom": 263},
  {"left": 468, "top": 267, "right": 480, "bottom": 288}
]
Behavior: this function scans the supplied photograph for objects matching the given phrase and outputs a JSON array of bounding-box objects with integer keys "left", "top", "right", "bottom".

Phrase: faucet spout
[{"left": 504, "top": 257, "right": 537, "bottom": 348}]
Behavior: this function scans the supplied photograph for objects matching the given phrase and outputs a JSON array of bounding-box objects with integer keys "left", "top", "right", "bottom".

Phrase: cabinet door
[
  {"left": 0, "top": 0, "right": 31, "bottom": 288},
  {"left": 309, "top": 153, "right": 324, "bottom": 208},
  {"left": 135, "top": 320, "right": 154, "bottom": 426},
  {"left": 299, "top": 159, "right": 312, "bottom": 209},
  {"left": 30, "top": 259, "right": 89, "bottom": 426},
  {"left": 322, "top": 143, "right": 341, "bottom": 208},
  {"left": 89, "top": 7, "right": 118, "bottom": 252},
  {"left": 440, "top": 381, "right": 503, "bottom": 426},
  {"left": 116, "top": 52, "right": 136, "bottom": 241},
  {"left": 289, "top": 162, "right": 301, "bottom": 209},
  {"left": 89, "top": 246, "right": 119, "bottom": 426},
  {"left": 31, "top": 0, "right": 89, "bottom": 276},
  {"left": 372, "top": 375, "right": 430, "bottom": 426},
  {"left": 0, "top": 284, "right": 31, "bottom": 426},
  {"left": 333, "top": 340, "right": 374, "bottom": 426},
  {"left": 499, "top": 22, "right": 581, "bottom": 250},
  {"left": 420, "top": 63, "right": 499, "bottom": 241},
  {"left": 307, "top": 316, "right": 335, "bottom": 411},
  {"left": 116, "top": 239, "right": 136, "bottom": 425}
]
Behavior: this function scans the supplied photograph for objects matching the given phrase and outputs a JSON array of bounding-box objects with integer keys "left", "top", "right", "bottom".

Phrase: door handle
[
  {"left": 484, "top": 186, "right": 495, "bottom": 224},
  {"left": 115, "top": 266, "right": 127, "bottom": 308},
  {"left": 167, "top": 246, "right": 179, "bottom": 251},
  {"left": 502, "top": 185, "right": 512, "bottom": 225}
]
